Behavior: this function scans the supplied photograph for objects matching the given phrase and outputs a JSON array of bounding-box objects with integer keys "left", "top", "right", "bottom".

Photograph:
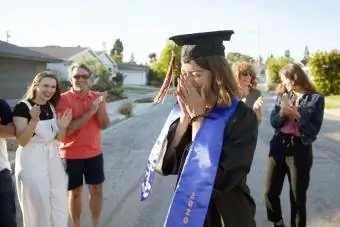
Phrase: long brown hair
[
  {"left": 186, "top": 56, "right": 240, "bottom": 106},
  {"left": 276, "top": 63, "right": 316, "bottom": 95},
  {"left": 231, "top": 62, "right": 257, "bottom": 90},
  {"left": 23, "top": 71, "right": 61, "bottom": 107}
]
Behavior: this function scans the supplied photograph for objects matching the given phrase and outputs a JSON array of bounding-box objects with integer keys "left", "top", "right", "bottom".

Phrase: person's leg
[
  {"left": 49, "top": 150, "right": 69, "bottom": 227},
  {"left": 16, "top": 168, "right": 51, "bottom": 227},
  {"left": 264, "top": 155, "right": 287, "bottom": 225},
  {"left": 286, "top": 146, "right": 313, "bottom": 227},
  {"left": 0, "top": 169, "right": 17, "bottom": 227},
  {"left": 84, "top": 154, "right": 105, "bottom": 227},
  {"left": 63, "top": 158, "right": 85, "bottom": 227}
]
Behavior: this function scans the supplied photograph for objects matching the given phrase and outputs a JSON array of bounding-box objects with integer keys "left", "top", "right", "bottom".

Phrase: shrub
[
  {"left": 134, "top": 97, "right": 154, "bottom": 103},
  {"left": 266, "top": 57, "right": 290, "bottom": 90},
  {"left": 309, "top": 50, "right": 340, "bottom": 96},
  {"left": 59, "top": 80, "right": 71, "bottom": 93},
  {"left": 117, "top": 100, "right": 134, "bottom": 117}
]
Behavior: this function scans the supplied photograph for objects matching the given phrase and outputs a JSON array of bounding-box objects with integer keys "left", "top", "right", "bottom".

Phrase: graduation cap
[
  {"left": 154, "top": 30, "right": 234, "bottom": 104},
  {"left": 169, "top": 30, "right": 234, "bottom": 62}
]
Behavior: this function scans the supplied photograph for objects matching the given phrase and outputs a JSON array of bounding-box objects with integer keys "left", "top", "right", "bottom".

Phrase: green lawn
[
  {"left": 325, "top": 95, "right": 340, "bottom": 109},
  {"left": 327, "top": 95, "right": 340, "bottom": 101}
]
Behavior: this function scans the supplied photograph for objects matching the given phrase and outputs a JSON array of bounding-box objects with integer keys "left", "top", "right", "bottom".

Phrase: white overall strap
[
  {"left": 20, "top": 99, "right": 33, "bottom": 110},
  {"left": 49, "top": 103, "right": 57, "bottom": 118}
]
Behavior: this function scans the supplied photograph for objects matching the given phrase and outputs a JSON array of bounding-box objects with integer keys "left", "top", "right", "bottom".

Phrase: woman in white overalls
[{"left": 12, "top": 71, "right": 72, "bottom": 227}]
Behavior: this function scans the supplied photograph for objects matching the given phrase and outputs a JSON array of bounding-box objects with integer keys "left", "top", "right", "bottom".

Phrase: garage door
[
  {"left": 123, "top": 71, "right": 146, "bottom": 85},
  {"left": 0, "top": 58, "right": 46, "bottom": 100}
]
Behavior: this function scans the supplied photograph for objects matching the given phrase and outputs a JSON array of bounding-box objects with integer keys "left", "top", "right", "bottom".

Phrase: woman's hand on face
[
  {"left": 176, "top": 76, "right": 190, "bottom": 123},
  {"left": 57, "top": 108, "right": 72, "bottom": 129},
  {"left": 181, "top": 77, "right": 206, "bottom": 119}
]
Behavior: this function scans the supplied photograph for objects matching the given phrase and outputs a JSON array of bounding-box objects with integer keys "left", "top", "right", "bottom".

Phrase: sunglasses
[
  {"left": 241, "top": 71, "right": 254, "bottom": 77},
  {"left": 73, "top": 74, "right": 90, "bottom": 80}
]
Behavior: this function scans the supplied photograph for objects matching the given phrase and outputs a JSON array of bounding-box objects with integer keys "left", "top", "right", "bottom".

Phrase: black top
[
  {"left": 169, "top": 30, "right": 234, "bottom": 62},
  {"left": 0, "top": 99, "right": 13, "bottom": 125},
  {"left": 13, "top": 100, "right": 54, "bottom": 121},
  {"left": 162, "top": 102, "right": 258, "bottom": 227}
]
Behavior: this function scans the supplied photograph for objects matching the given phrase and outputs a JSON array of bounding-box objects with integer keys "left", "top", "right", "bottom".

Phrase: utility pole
[{"left": 5, "top": 30, "right": 11, "bottom": 43}]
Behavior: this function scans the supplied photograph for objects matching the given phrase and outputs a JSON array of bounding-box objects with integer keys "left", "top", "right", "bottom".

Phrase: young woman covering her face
[
  {"left": 264, "top": 63, "right": 324, "bottom": 227},
  {"left": 232, "top": 62, "right": 263, "bottom": 123},
  {"left": 141, "top": 31, "right": 259, "bottom": 227},
  {"left": 12, "top": 71, "right": 72, "bottom": 227}
]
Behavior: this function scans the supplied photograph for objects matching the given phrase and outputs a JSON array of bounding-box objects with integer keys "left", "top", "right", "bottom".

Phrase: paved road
[{"left": 15, "top": 91, "right": 340, "bottom": 227}]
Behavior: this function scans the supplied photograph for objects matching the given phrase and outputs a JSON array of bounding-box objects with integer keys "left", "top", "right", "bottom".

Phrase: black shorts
[
  {"left": 62, "top": 153, "right": 105, "bottom": 191},
  {"left": 0, "top": 169, "right": 17, "bottom": 227}
]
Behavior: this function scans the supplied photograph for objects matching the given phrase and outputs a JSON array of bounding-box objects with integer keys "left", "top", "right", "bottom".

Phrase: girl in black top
[{"left": 12, "top": 71, "right": 72, "bottom": 227}]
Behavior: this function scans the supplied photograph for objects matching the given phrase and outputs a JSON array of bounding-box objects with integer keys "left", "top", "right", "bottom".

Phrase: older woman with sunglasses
[{"left": 232, "top": 62, "right": 263, "bottom": 123}]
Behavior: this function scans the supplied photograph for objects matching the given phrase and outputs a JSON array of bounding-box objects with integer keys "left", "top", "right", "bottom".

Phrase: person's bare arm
[
  {"left": 96, "top": 103, "right": 110, "bottom": 129},
  {"left": 0, "top": 123, "right": 15, "bottom": 137},
  {"left": 13, "top": 117, "right": 38, "bottom": 147},
  {"left": 66, "top": 108, "right": 96, "bottom": 136}
]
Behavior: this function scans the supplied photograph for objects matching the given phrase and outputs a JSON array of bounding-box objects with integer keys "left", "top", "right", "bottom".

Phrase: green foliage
[
  {"left": 59, "top": 80, "right": 71, "bottom": 93},
  {"left": 86, "top": 60, "right": 125, "bottom": 101},
  {"left": 117, "top": 100, "right": 134, "bottom": 117},
  {"left": 227, "top": 52, "right": 255, "bottom": 63},
  {"left": 147, "top": 68, "right": 163, "bottom": 86},
  {"left": 112, "top": 72, "right": 124, "bottom": 86},
  {"left": 111, "top": 54, "right": 123, "bottom": 63},
  {"left": 309, "top": 50, "right": 340, "bottom": 96},
  {"left": 111, "top": 38, "right": 124, "bottom": 55},
  {"left": 301, "top": 46, "right": 310, "bottom": 66},
  {"left": 134, "top": 97, "right": 154, "bottom": 103},
  {"left": 110, "top": 38, "right": 124, "bottom": 63},
  {"left": 266, "top": 57, "right": 290, "bottom": 90},
  {"left": 152, "top": 41, "right": 181, "bottom": 78}
]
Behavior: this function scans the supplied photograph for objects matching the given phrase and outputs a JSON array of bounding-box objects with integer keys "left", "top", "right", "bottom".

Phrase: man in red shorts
[{"left": 56, "top": 62, "right": 110, "bottom": 227}]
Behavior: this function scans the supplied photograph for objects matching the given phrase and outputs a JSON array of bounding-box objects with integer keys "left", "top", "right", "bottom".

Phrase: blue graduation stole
[{"left": 141, "top": 99, "right": 239, "bottom": 227}]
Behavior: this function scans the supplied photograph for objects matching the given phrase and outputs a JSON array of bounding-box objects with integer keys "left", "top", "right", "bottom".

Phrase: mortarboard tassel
[{"left": 153, "top": 51, "right": 176, "bottom": 104}]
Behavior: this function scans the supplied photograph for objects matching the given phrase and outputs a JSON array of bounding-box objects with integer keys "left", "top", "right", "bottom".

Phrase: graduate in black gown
[{"left": 141, "top": 30, "right": 258, "bottom": 227}]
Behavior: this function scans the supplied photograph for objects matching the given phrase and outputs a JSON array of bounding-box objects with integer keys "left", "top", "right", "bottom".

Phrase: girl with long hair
[
  {"left": 13, "top": 71, "right": 72, "bottom": 227},
  {"left": 141, "top": 30, "right": 258, "bottom": 227},
  {"left": 264, "top": 63, "right": 325, "bottom": 227}
]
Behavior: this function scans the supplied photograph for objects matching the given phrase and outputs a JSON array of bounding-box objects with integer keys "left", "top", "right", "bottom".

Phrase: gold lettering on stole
[{"left": 183, "top": 192, "right": 196, "bottom": 224}]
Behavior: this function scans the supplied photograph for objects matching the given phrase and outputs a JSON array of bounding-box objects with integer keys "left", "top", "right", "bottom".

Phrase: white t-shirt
[{"left": 0, "top": 138, "right": 11, "bottom": 172}]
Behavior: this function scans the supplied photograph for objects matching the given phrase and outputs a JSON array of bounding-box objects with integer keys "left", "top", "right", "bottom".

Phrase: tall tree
[
  {"left": 148, "top": 53, "right": 157, "bottom": 63},
  {"left": 226, "top": 52, "right": 255, "bottom": 63},
  {"left": 284, "top": 49, "right": 291, "bottom": 59},
  {"left": 129, "top": 52, "right": 135, "bottom": 63},
  {"left": 152, "top": 41, "right": 181, "bottom": 77},
  {"left": 301, "top": 46, "right": 310, "bottom": 66},
  {"left": 111, "top": 38, "right": 124, "bottom": 62}
]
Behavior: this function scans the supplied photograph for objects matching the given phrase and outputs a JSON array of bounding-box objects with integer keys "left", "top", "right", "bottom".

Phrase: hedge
[
  {"left": 309, "top": 50, "right": 340, "bottom": 96},
  {"left": 266, "top": 57, "right": 290, "bottom": 91}
]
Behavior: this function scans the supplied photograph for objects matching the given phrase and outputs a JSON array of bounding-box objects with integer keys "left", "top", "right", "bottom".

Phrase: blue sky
[{"left": 1, "top": 0, "right": 338, "bottom": 63}]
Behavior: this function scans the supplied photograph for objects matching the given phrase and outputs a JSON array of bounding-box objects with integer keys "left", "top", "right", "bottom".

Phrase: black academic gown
[{"left": 162, "top": 102, "right": 258, "bottom": 227}]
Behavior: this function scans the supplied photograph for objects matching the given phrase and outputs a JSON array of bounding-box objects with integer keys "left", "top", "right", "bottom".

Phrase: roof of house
[
  {"left": 27, "top": 46, "right": 89, "bottom": 59},
  {"left": 95, "top": 51, "right": 106, "bottom": 55},
  {"left": 0, "top": 40, "right": 62, "bottom": 62},
  {"left": 117, "top": 62, "right": 149, "bottom": 72},
  {"left": 95, "top": 51, "right": 117, "bottom": 66}
]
